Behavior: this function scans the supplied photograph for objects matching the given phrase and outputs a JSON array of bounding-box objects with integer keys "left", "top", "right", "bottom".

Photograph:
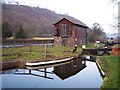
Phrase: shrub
[
  {"left": 113, "top": 44, "right": 120, "bottom": 48},
  {"left": 112, "top": 44, "right": 120, "bottom": 56}
]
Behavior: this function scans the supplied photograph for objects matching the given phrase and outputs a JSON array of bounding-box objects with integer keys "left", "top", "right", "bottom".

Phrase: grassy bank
[
  {"left": 86, "top": 43, "right": 104, "bottom": 49},
  {"left": 97, "top": 55, "right": 119, "bottom": 89},
  {"left": 2, "top": 46, "right": 82, "bottom": 62}
]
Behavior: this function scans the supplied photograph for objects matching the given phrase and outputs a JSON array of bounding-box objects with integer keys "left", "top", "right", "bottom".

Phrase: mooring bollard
[{"left": 72, "top": 45, "right": 77, "bottom": 53}]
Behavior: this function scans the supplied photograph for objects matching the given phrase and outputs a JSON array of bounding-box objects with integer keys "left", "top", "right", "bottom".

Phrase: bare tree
[
  {"left": 111, "top": 0, "right": 120, "bottom": 41},
  {"left": 88, "top": 23, "right": 107, "bottom": 42},
  {"left": 15, "top": 2, "right": 19, "bottom": 5},
  {"left": 111, "top": 0, "right": 120, "bottom": 4}
]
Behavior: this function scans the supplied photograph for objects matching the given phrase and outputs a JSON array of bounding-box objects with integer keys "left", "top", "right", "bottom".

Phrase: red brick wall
[
  {"left": 54, "top": 18, "right": 87, "bottom": 47},
  {"left": 54, "top": 18, "right": 74, "bottom": 37},
  {"left": 76, "top": 26, "right": 87, "bottom": 45}
]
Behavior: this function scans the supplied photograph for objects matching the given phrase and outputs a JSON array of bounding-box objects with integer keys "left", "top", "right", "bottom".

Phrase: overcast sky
[{"left": 4, "top": 0, "right": 118, "bottom": 34}]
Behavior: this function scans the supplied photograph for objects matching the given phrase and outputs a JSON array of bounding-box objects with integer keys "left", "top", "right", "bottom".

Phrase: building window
[
  {"left": 70, "top": 30, "right": 72, "bottom": 36},
  {"left": 54, "top": 29, "right": 58, "bottom": 36},
  {"left": 66, "top": 24, "right": 69, "bottom": 36},
  {"left": 60, "top": 24, "right": 64, "bottom": 36},
  {"left": 60, "top": 24, "right": 69, "bottom": 36}
]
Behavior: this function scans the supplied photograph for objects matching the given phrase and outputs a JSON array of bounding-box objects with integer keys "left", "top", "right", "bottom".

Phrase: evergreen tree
[
  {"left": 15, "top": 24, "right": 27, "bottom": 39},
  {"left": 2, "top": 22, "right": 12, "bottom": 39}
]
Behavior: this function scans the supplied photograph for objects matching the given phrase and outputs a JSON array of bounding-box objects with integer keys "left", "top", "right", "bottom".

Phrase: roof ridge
[{"left": 55, "top": 14, "right": 88, "bottom": 28}]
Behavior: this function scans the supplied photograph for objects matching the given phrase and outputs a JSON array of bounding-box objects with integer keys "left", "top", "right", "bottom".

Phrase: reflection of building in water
[{"left": 53, "top": 58, "right": 86, "bottom": 80}]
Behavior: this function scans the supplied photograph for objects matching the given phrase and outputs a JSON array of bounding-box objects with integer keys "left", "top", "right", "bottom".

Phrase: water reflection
[
  {"left": 2, "top": 57, "right": 103, "bottom": 88},
  {"left": 2, "top": 58, "right": 86, "bottom": 80},
  {"left": 2, "top": 68, "right": 26, "bottom": 75},
  {"left": 15, "top": 69, "right": 54, "bottom": 79},
  {"left": 53, "top": 58, "right": 86, "bottom": 80}
]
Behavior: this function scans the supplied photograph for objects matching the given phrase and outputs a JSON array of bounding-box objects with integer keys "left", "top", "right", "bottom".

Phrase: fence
[
  {"left": 2, "top": 39, "right": 55, "bottom": 61},
  {"left": 2, "top": 39, "right": 54, "bottom": 48}
]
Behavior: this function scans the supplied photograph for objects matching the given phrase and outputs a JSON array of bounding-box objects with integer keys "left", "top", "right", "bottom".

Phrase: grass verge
[
  {"left": 2, "top": 46, "right": 82, "bottom": 62},
  {"left": 97, "top": 55, "right": 119, "bottom": 89}
]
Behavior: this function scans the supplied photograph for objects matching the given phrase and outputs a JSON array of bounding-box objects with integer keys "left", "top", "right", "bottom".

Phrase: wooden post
[
  {"left": 13, "top": 39, "right": 15, "bottom": 48},
  {"left": 23, "top": 40, "right": 25, "bottom": 46},
  {"left": 29, "top": 45, "right": 31, "bottom": 54},
  {"left": 44, "top": 45, "right": 47, "bottom": 59},
  {"left": 29, "top": 40, "right": 31, "bottom": 54}
]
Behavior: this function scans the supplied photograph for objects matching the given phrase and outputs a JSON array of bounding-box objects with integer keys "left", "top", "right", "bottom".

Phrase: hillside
[{"left": 2, "top": 4, "right": 87, "bottom": 37}]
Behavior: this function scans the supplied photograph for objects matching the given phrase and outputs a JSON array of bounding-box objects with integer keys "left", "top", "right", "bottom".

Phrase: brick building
[{"left": 54, "top": 17, "right": 88, "bottom": 47}]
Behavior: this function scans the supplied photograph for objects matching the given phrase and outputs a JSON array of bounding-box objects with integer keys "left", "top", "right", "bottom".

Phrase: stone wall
[
  {"left": 0, "top": 60, "right": 26, "bottom": 70},
  {"left": 54, "top": 37, "right": 62, "bottom": 46}
]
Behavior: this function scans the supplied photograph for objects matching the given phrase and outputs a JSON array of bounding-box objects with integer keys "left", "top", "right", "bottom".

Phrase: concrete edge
[
  {"left": 26, "top": 57, "right": 74, "bottom": 66},
  {"left": 96, "top": 60, "right": 105, "bottom": 78}
]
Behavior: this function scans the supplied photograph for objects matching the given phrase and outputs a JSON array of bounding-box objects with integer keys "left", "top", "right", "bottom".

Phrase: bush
[
  {"left": 113, "top": 44, "right": 120, "bottom": 48},
  {"left": 112, "top": 44, "right": 120, "bottom": 56}
]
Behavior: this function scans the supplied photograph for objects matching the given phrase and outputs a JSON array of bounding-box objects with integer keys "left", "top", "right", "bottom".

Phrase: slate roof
[{"left": 54, "top": 15, "right": 88, "bottom": 28}]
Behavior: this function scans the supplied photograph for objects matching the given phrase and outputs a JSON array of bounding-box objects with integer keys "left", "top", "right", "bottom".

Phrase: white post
[{"left": 82, "top": 45, "right": 86, "bottom": 49}]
